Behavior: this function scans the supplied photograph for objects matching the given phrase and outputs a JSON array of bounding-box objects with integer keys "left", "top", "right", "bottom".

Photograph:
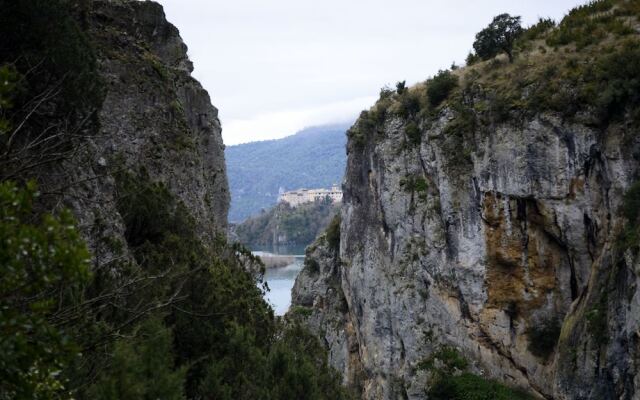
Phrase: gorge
[{"left": 3, "top": 0, "right": 640, "bottom": 399}]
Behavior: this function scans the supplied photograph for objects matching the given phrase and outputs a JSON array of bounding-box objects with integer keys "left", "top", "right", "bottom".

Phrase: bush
[
  {"left": 405, "top": 121, "right": 421, "bottom": 145},
  {"left": 421, "top": 346, "right": 533, "bottom": 400},
  {"left": 325, "top": 214, "right": 341, "bottom": 252},
  {"left": 396, "top": 80, "right": 407, "bottom": 95},
  {"left": 526, "top": 318, "right": 561, "bottom": 360},
  {"left": 426, "top": 70, "right": 458, "bottom": 107},
  {"left": 397, "top": 90, "right": 422, "bottom": 118},
  {"left": 517, "top": 18, "right": 556, "bottom": 44},
  {"left": 428, "top": 373, "right": 533, "bottom": 400},
  {"left": 416, "top": 347, "right": 468, "bottom": 373}
]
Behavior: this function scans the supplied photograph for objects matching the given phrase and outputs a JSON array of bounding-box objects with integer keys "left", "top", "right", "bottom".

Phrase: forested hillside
[
  {"left": 226, "top": 124, "right": 348, "bottom": 222},
  {"left": 233, "top": 199, "right": 339, "bottom": 247}
]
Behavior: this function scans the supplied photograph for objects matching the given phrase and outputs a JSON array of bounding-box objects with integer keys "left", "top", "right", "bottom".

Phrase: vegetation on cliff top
[{"left": 348, "top": 0, "right": 640, "bottom": 156}]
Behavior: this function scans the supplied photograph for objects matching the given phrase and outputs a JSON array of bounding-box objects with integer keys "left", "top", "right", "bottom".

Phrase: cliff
[
  {"left": 292, "top": 2, "right": 640, "bottom": 399},
  {"left": 57, "top": 0, "right": 229, "bottom": 254}
]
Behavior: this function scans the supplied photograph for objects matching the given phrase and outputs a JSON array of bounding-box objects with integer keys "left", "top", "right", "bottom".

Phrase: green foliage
[
  {"left": 618, "top": 181, "right": 640, "bottom": 253},
  {"left": 421, "top": 346, "right": 532, "bottom": 400},
  {"left": 234, "top": 200, "right": 339, "bottom": 248},
  {"left": 417, "top": 346, "right": 468, "bottom": 373},
  {"left": 466, "top": 52, "right": 481, "bottom": 66},
  {"left": 325, "top": 214, "right": 341, "bottom": 252},
  {"left": 87, "top": 317, "right": 186, "bottom": 400},
  {"left": 405, "top": 121, "right": 421, "bottom": 145},
  {"left": 0, "top": 181, "right": 90, "bottom": 399},
  {"left": 623, "top": 181, "right": 640, "bottom": 225},
  {"left": 526, "top": 318, "right": 561, "bottom": 360},
  {"left": 396, "top": 89, "right": 422, "bottom": 119},
  {"left": 289, "top": 306, "right": 314, "bottom": 318},
  {"left": 426, "top": 70, "right": 459, "bottom": 107},
  {"left": 586, "top": 40, "right": 640, "bottom": 123},
  {"left": 473, "top": 14, "right": 523, "bottom": 62},
  {"left": 586, "top": 292, "right": 609, "bottom": 346},
  {"left": 400, "top": 175, "right": 428, "bottom": 202},
  {"left": 545, "top": 0, "right": 634, "bottom": 50},
  {"left": 104, "top": 171, "right": 350, "bottom": 399},
  {"left": 517, "top": 18, "right": 556, "bottom": 45},
  {"left": 428, "top": 373, "right": 533, "bottom": 400},
  {"left": 305, "top": 257, "right": 321, "bottom": 274}
]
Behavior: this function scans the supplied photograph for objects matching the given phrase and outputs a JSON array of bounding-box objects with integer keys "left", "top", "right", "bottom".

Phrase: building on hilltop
[{"left": 278, "top": 184, "right": 342, "bottom": 207}]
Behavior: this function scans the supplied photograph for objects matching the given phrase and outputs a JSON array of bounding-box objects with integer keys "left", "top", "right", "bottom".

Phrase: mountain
[
  {"left": 225, "top": 124, "right": 349, "bottom": 222},
  {"left": 291, "top": 2, "right": 640, "bottom": 399}
]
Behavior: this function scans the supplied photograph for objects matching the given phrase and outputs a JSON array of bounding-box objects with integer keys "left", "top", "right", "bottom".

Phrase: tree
[
  {"left": 473, "top": 13, "right": 523, "bottom": 63},
  {"left": 0, "top": 181, "right": 91, "bottom": 398}
]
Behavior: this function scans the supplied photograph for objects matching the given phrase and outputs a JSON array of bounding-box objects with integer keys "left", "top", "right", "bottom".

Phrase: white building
[{"left": 278, "top": 184, "right": 342, "bottom": 207}]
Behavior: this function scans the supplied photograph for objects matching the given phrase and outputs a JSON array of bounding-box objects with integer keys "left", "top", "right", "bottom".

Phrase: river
[{"left": 252, "top": 244, "right": 306, "bottom": 315}]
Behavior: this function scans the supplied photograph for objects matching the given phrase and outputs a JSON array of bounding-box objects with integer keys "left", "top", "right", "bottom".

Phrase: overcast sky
[{"left": 156, "top": 0, "right": 583, "bottom": 145}]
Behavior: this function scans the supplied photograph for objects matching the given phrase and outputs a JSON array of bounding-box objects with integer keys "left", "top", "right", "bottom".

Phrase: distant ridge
[{"left": 225, "top": 123, "right": 349, "bottom": 222}]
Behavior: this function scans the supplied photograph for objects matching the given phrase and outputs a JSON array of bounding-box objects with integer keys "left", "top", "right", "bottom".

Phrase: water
[{"left": 252, "top": 244, "right": 306, "bottom": 315}]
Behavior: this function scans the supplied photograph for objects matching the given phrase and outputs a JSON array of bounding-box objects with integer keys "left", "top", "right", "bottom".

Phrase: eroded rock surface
[{"left": 293, "top": 107, "right": 640, "bottom": 399}]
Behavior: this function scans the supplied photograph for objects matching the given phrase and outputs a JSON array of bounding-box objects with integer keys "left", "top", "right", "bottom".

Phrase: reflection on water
[
  {"left": 251, "top": 243, "right": 307, "bottom": 257},
  {"left": 252, "top": 245, "right": 307, "bottom": 316}
]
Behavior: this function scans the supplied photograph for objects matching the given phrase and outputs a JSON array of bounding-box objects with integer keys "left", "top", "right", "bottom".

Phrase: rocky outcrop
[
  {"left": 50, "top": 0, "right": 228, "bottom": 260},
  {"left": 291, "top": 234, "right": 364, "bottom": 393},
  {"left": 292, "top": 24, "right": 640, "bottom": 400}
]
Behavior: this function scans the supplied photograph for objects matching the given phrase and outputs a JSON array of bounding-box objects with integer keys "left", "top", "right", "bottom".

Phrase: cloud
[
  {"left": 223, "top": 95, "right": 376, "bottom": 145},
  {"left": 157, "top": 0, "right": 582, "bottom": 145}
]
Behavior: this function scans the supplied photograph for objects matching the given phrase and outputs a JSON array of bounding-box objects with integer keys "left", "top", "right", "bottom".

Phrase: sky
[{"left": 156, "top": 0, "right": 584, "bottom": 145}]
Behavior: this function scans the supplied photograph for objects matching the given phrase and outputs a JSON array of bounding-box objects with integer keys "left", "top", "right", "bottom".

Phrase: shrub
[
  {"left": 517, "top": 18, "right": 556, "bottom": 44},
  {"left": 466, "top": 52, "right": 481, "bottom": 66},
  {"left": 420, "top": 346, "right": 533, "bottom": 399},
  {"left": 396, "top": 80, "right": 407, "bottom": 94},
  {"left": 428, "top": 373, "right": 533, "bottom": 400},
  {"left": 585, "top": 292, "right": 609, "bottom": 346},
  {"left": 325, "top": 214, "right": 341, "bottom": 252},
  {"left": 400, "top": 175, "right": 428, "bottom": 200},
  {"left": 397, "top": 90, "right": 422, "bottom": 118},
  {"left": 305, "top": 257, "right": 321, "bottom": 274},
  {"left": 526, "top": 318, "right": 561, "bottom": 360},
  {"left": 405, "top": 121, "right": 421, "bottom": 145},
  {"left": 426, "top": 70, "right": 458, "bottom": 107},
  {"left": 416, "top": 346, "right": 468, "bottom": 373}
]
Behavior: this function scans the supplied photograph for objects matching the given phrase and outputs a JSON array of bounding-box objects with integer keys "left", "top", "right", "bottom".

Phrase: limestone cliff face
[
  {"left": 292, "top": 68, "right": 640, "bottom": 400},
  {"left": 54, "top": 0, "right": 228, "bottom": 259}
]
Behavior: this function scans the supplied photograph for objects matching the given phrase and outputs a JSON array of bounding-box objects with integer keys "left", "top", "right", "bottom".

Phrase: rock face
[
  {"left": 292, "top": 78, "right": 640, "bottom": 399},
  {"left": 52, "top": 0, "right": 229, "bottom": 259}
]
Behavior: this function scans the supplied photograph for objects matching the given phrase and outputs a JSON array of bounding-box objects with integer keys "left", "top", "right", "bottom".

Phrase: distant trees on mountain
[
  {"left": 225, "top": 124, "right": 348, "bottom": 222},
  {"left": 232, "top": 199, "right": 339, "bottom": 248}
]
